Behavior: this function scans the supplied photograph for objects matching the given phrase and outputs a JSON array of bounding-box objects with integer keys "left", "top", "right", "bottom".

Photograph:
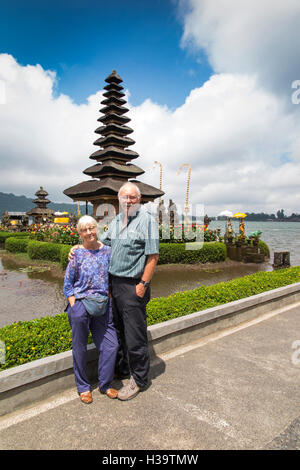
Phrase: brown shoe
[
  {"left": 100, "top": 387, "right": 118, "bottom": 399},
  {"left": 80, "top": 391, "right": 93, "bottom": 404}
]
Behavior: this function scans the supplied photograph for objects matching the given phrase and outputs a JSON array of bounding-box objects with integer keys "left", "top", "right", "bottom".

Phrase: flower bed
[
  {"left": 1, "top": 266, "right": 300, "bottom": 371},
  {"left": 28, "top": 224, "right": 80, "bottom": 245}
]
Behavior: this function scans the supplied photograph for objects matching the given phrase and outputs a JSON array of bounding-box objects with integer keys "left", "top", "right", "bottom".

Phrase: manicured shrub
[
  {"left": 25, "top": 240, "right": 227, "bottom": 266},
  {"left": 0, "top": 231, "right": 29, "bottom": 243},
  {"left": 0, "top": 314, "right": 72, "bottom": 370},
  {"left": 146, "top": 266, "right": 300, "bottom": 325},
  {"left": 5, "top": 236, "right": 29, "bottom": 253},
  {"left": 27, "top": 240, "right": 62, "bottom": 262},
  {"left": 158, "top": 242, "right": 227, "bottom": 264},
  {"left": 60, "top": 244, "right": 73, "bottom": 269}
]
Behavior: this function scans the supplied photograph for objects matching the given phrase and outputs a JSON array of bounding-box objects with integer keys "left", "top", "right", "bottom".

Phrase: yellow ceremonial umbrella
[{"left": 233, "top": 212, "right": 247, "bottom": 218}]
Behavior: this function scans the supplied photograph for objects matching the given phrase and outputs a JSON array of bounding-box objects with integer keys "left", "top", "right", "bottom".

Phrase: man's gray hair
[
  {"left": 118, "top": 182, "right": 141, "bottom": 198},
  {"left": 77, "top": 215, "right": 97, "bottom": 232}
]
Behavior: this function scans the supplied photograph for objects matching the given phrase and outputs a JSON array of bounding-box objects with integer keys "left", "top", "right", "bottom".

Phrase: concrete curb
[{"left": 1, "top": 282, "right": 300, "bottom": 416}]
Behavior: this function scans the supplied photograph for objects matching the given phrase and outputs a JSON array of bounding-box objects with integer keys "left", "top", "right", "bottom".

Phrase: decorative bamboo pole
[
  {"left": 177, "top": 163, "right": 191, "bottom": 224},
  {"left": 153, "top": 160, "right": 163, "bottom": 203}
]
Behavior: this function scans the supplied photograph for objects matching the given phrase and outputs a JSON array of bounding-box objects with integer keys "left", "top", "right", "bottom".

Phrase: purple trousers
[{"left": 66, "top": 299, "right": 118, "bottom": 394}]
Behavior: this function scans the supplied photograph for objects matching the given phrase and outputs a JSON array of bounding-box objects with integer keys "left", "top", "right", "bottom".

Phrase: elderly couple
[{"left": 63, "top": 182, "right": 159, "bottom": 404}]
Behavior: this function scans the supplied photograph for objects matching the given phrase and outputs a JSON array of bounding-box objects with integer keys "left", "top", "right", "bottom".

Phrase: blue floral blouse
[{"left": 63, "top": 245, "right": 111, "bottom": 299}]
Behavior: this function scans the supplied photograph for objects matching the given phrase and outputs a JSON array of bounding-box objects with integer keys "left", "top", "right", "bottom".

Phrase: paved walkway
[{"left": 0, "top": 306, "right": 299, "bottom": 451}]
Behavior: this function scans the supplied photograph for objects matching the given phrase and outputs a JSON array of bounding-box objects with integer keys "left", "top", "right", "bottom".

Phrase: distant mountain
[{"left": 0, "top": 191, "right": 91, "bottom": 218}]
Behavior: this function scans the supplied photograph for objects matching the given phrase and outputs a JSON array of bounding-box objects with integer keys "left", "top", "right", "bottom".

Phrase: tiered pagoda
[
  {"left": 64, "top": 70, "right": 164, "bottom": 216},
  {"left": 26, "top": 187, "right": 55, "bottom": 224}
]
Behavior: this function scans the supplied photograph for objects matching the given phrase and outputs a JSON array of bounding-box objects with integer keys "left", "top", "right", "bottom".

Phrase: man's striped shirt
[{"left": 100, "top": 205, "right": 159, "bottom": 279}]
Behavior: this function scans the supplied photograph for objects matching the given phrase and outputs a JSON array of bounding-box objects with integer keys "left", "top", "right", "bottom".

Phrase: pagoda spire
[
  {"left": 63, "top": 70, "right": 164, "bottom": 215},
  {"left": 26, "top": 186, "right": 54, "bottom": 224},
  {"left": 89, "top": 71, "right": 139, "bottom": 164}
]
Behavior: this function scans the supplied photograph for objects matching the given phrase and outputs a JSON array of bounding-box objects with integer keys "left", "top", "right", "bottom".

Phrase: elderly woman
[{"left": 63, "top": 215, "right": 118, "bottom": 404}]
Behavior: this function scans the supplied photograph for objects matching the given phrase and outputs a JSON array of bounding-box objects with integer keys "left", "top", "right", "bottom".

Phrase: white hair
[
  {"left": 77, "top": 215, "right": 97, "bottom": 232},
  {"left": 118, "top": 182, "right": 141, "bottom": 198}
]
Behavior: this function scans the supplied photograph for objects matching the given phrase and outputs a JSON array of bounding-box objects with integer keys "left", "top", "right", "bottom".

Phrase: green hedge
[
  {"left": 2, "top": 238, "right": 269, "bottom": 268},
  {"left": 158, "top": 242, "right": 227, "bottom": 264},
  {"left": 1, "top": 266, "right": 300, "bottom": 371},
  {"left": 146, "top": 266, "right": 300, "bottom": 325},
  {"left": 1, "top": 239, "right": 229, "bottom": 268},
  {"left": 27, "top": 240, "right": 65, "bottom": 263},
  {"left": 3, "top": 237, "right": 72, "bottom": 269},
  {"left": 5, "top": 237, "right": 29, "bottom": 253},
  {"left": 0, "top": 313, "right": 76, "bottom": 370},
  {"left": 60, "top": 244, "right": 73, "bottom": 269},
  {"left": 0, "top": 231, "right": 29, "bottom": 243}
]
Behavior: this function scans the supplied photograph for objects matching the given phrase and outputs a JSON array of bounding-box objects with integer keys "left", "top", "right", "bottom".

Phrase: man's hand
[
  {"left": 68, "top": 244, "right": 80, "bottom": 261},
  {"left": 135, "top": 253, "right": 158, "bottom": 299},
  {"left": 136, "top": 283, "right": 146, "bottom": 298}
]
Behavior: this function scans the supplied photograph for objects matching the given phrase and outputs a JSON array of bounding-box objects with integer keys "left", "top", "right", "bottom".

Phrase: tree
[{"left": 276, "top": 209, "right": 285, "bottom": 219}]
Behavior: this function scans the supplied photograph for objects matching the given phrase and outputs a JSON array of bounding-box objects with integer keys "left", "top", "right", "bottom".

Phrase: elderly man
[
  {"left": 101, "top": 182, "right": 159, "bottom": 400},
  {"left": 69, "top": 182, "right": 159, "bottom": 400}
]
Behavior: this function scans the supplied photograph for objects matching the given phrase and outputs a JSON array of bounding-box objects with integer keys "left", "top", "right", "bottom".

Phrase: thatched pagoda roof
[
  {"left": 63, "top": 70, "right": 164, "bottom": 204},
  {"left": 98, "top": 112, "right": 131, "bottom": 125},
  {"left": 26, "top": 186, "right": 54, "bottom": 218},
  {"left": 83, "top": 160, "right": 144, "bottom": 178},
  {"left": 32, "top": 198, "right": 51, "bottom": 205},
  {"left": 26, "top": 207, "right": 54, "bottom": 216},
  {"left": 93, "top": 134, "right": 135, "bottom": 148},
  {"left": 64, "top": 178, "right": 164, "bottom": 200},
  {"left": 95, "top": 124, "right": 133, "bottom": 136},
  {"left": 101, "top": 96, "right": 126, "bottom": 106},
  {"left": 105, "top": 70, "right": 123, "bottom": 84},
  {"left": 35, "top": 187, "right": 49, "bottom": 197},
  {"left": 89, "top": 146, "right": 139, "bottom": 162}
]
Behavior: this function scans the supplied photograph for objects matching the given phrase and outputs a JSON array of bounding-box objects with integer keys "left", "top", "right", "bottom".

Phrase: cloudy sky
[{"left": 1, "top": 0, "right": 300, "bottom": 216}]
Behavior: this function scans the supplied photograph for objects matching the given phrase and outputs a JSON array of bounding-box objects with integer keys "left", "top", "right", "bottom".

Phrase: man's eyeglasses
[{"left": 119, "top": 195, "right": 139, "bottom": 201}]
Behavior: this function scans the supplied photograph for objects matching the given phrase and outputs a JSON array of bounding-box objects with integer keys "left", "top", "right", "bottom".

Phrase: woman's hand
[
  {"left": 68, "top": 245, "right": 80, "bottom": 261},
  {"left": 68, "top": 295, "right": 76, "bottom": 307}
]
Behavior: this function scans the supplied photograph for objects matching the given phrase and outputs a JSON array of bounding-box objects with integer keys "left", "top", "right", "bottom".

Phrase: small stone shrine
[
  {"left": 26, "top": 187, "right": 55, "bottom": 224},
  {"left": 273, "top": 251, "right": 290, "bottom": 269},
  {"left": 64, "top": 70, "right": 164, "bottom": 216}
]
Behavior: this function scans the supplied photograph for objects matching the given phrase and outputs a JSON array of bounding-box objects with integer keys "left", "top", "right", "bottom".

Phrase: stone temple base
[{"left": 226, "top": 243, "right": 265, "bottom": 263}]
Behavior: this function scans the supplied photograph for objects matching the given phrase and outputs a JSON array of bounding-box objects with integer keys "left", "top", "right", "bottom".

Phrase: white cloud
[
  {"left": 130, "top": 73, "right": 299, "bottom": 214},
  {"left": 1, "top": 52, "right": 300, "bottom": 216},
  {"left": 0, "top": 54, "right": 102, "bottom": 201},
  {"left": 180, "top": 0, "right": 300, "bottom": 98}
]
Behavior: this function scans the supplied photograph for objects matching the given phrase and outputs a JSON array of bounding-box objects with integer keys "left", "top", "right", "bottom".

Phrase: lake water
[
  {"left": 209, "top": 220, "right": 300, "bottom": 266},
  {"left": 0, "top": 220, "right": 299, "bottom": 326},
  {"left": 0, "top": 254, "right": 66, "bottom": 327}
]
